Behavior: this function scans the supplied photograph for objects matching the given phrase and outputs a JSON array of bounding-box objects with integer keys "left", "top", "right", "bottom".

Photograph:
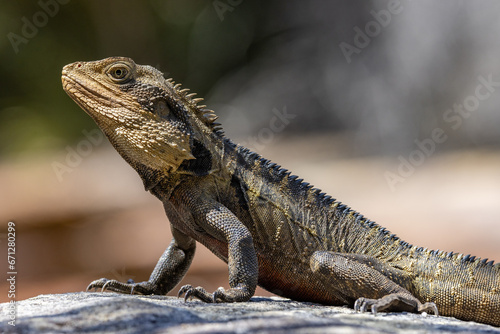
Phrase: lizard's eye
[
  {"left": 114, "top": 68, "right": 126, "bottom": 78},
  {"left": 107, "top": 63, "right": 132, "bottom": 83}
]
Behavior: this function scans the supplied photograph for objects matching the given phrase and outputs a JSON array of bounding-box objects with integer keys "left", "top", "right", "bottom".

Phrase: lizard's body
[{"left": 62, "top": 57, "right": 500, "bottom": 327}]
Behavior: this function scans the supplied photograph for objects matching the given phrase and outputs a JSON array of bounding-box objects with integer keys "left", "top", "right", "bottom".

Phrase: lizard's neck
[
  {"left": 177, "top": 125, "right": 227, "bottom": 176},
  {"left": 141, "top": 127, "right": 228, "bottom": 199}
]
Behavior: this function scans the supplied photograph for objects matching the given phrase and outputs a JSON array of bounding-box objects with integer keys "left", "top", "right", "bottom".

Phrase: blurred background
[{"left": 1, "top": 0, "right": 500, "bottom": 302}]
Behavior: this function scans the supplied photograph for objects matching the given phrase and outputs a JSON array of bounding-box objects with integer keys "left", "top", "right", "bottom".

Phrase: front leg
[
  {"left": 87, "top": 226, "right": 195, "bottom": 295},
  {"left": 178, "top": 200, "right": 258, "bottom": 303}
]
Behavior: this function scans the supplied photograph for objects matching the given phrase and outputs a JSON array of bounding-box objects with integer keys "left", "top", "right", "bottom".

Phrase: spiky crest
[{"left": 166, "top": 77, "right": 220, "bottom": 132}]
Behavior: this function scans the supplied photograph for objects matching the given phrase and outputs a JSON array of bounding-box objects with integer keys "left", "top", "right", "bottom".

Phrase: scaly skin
[{"left": 62, "top": 57, "right": 500, "bottom": 327}]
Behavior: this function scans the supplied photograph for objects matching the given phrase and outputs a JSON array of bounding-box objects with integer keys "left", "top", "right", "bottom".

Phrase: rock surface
[{"left": 1, "top": 293, "right": 499, "bottom": 333}]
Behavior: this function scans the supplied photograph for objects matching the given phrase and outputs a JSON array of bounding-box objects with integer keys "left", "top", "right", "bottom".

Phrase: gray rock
[{"left": 0, "top": 293, "right": 499, "bottom": 333}]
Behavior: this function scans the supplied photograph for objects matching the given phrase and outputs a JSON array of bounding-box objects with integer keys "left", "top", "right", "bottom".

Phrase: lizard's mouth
[
  {"left": 62, "top": 67, "right": 143, "bottom": 124},
  {"left": 63, "top": 73, "right": 123, "bottom": 114}
]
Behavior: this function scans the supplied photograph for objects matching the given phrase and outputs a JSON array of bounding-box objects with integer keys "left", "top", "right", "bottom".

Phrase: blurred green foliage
[
  {"left": 0, "top": 0, "right": 256, "bottom": 157},
  {"left": 1, "top": 1, "right": 500, "bottom": 158}
]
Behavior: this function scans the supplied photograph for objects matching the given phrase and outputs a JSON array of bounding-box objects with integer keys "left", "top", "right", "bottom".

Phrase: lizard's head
[{"left": 62, "top": 57, "right": 219, "bottom": 175}]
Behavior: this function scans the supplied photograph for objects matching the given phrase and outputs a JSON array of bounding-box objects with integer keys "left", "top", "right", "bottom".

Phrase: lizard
[{"left": 61, "top": 57, "right": 500, "bottom": 327}]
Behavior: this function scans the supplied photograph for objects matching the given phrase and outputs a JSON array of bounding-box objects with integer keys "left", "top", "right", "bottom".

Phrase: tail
[{"left": 412, "top": 250, "right": 500, "bottom": 326}]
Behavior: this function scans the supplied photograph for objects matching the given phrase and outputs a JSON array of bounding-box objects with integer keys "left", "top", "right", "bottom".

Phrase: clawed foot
[
  {"left": 178, "top": 284, "right": 217, "bottom": 303},
  {"left": 178, "top": 283, "right": 252, "bottom": 303},
  {"left": 86, "top": 278, "right": 156, "bottom": 295},
  {"left": 354, "top": 295, "right": 439, "bottom": 316}
]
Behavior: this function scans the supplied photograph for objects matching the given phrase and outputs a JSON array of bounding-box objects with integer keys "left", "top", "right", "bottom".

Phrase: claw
[
  {"left": 354, "top": 297, "right": 380, "bottom": 314},
  {"left": 183, "top": 289, "right": 193, "bottom": 301},
  {"left": 362, "top": 301, "right": 370, "bottom": 313},
  {"left": 85, "top": 277, "right": 156, "bottom": 295},
  {"left": 354, "top": 297, "right": 372, "bottom": 313},
  {"left": 86, "top": 278, "right": 107, "bottom": 292},
  {"left": 419, "top": 302, "right": 439, "bottom": 316},
  {"left": 177, "top": 284, "right": 215, "bottom": 303},
  {"left": 354, "top": 295, "right": 439, "bottom": 317},
  {"left": 101, "top": 280, "right": 111, "bottom": 292},
  {"left": 354, "top": 298, "right": 361, "bottom": 312},
  {"left": 212, "top": 287, "right": 226, "bottom": 303},
  {"left": 178, "top": 284, "right": 193, "bottom": 301}
]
